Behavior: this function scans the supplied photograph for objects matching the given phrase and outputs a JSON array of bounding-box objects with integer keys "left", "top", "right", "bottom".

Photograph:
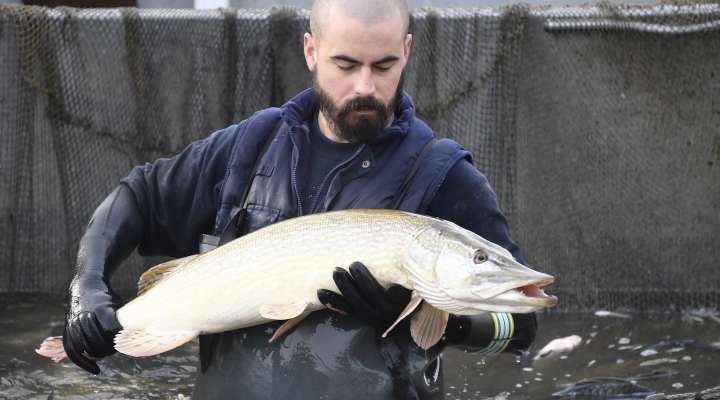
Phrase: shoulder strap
[
  {"left": 199, "top": 116, "right": 284, "bottom": 253},
  {"left": 218, "top": 118, "right": 284, "bottom": 245},
  {"left": 391, "top": 138, "right": 437, "bottom": 210}
]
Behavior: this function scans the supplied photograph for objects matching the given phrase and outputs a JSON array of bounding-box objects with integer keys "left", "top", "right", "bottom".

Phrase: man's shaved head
[{"left": 310, "top": 0, "right": 410, "bottom": 40}]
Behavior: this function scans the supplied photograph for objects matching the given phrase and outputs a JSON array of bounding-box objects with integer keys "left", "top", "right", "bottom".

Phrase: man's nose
[{"left": 354, "top": 66, "right": 376, "bottom": 97}]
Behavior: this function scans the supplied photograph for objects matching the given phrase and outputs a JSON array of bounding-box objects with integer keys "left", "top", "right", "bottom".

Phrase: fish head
[{"left": 407, "top": 220, "right": 557, "bottom": 315}]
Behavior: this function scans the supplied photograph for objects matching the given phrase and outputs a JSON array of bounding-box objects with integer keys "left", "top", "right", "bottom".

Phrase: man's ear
[
  {"left": 403, "top": 34, "right": 413, "bottom": 61},
  {"left": 304, "top": 32, "right": 317, "bottom": 72}
]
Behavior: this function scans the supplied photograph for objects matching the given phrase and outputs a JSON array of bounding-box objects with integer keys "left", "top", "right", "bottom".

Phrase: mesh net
[
  {"left": 0, "top": 3, "right": 718, "bottom": 312},
  {"left": 514, "top": 3, "right": 720, "bottom": 312}
]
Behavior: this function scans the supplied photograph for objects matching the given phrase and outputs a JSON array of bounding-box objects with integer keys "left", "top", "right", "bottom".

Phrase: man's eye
[
  {"left": 337, "top": 64, "right": 356, "bottom": 71},
  {"left": 374, "top": 63, "right": 393, "bottom": 71}
]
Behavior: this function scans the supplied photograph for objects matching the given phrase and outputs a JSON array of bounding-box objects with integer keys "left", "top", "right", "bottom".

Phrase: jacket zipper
[
  {"left": 309, "top": 144, "right": 365, "bottom": 213},
  {"left": 290, "top": 136, "right": 304, "bottom": 216}
]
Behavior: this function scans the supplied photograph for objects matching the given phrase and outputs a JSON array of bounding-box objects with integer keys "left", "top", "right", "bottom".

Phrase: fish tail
[{"left": 35, "top": 336, "right": 67, "bottom": 362}]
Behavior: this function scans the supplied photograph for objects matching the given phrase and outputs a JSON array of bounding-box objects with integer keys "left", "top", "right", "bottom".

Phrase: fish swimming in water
[
  {"left": 36, "top": 209, "right": 557, "bottom": 362},
  {"left": 550, "top": 377, "right": 656, "bottom": 399},
  {"left": 594, "top": 310, "right": 632, "bottom": 319},
  {"left": 638, "top": 338, "right": 720, "bottom": 357}
]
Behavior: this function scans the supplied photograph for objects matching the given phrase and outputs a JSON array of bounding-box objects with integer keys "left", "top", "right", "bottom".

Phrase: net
[{"left": 0, "top": 3, "right": 718, "bottom": 312}]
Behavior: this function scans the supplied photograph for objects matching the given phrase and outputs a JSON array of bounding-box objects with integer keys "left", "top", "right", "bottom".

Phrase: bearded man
[{"left": 61, "top": 0, "right": 538, "bottom": 398}]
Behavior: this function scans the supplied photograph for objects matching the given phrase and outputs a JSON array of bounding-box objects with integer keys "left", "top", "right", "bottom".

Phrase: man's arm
[
  {"left": 63, "top": 185, "right": 144, "bottom": 374},
  {"left": 426, "top": 157, "right": 524, "bottom": 263},
  {"left": 121, "top": 126, "right": 241, "bottom": 257},
  {"left": 63, "top": 125, "right": 239, "bottom": 374}
]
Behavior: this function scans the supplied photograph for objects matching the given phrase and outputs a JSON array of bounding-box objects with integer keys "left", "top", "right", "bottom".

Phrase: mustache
[{"left": 338, "top": 96, "right": 388, "bottom": 117}]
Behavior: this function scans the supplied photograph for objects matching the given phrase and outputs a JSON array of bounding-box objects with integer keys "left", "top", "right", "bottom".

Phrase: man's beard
[{"left": 314, "top": 74, "right": 404, "bottom": 144}]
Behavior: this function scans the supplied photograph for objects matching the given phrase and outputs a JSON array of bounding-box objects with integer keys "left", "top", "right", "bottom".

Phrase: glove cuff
[
  {"left": 446, "top": 312, "right": 536, "bottom": 354},
  {"left": 474, "top": 313, "right": 515, "bottom": 354}
]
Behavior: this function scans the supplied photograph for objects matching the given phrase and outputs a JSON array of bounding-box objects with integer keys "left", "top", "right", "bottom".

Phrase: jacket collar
[{"left": 280, "top": 87, "right": 416, "bottom": 142}]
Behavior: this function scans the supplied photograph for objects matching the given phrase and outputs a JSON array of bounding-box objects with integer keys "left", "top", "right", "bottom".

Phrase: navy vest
[{"left": 211, "top": 88, "right": 469, "bottom": 238}]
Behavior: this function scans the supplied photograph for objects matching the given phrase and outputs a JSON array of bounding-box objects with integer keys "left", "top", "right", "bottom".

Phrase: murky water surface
[{"left": 1, "top": 296, "right": 718, "bottom": 399}]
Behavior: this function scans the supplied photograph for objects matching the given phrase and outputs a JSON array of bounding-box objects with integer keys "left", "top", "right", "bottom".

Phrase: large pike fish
[{"left": 37, "top": 209, "right": 557, "bottom": 362}]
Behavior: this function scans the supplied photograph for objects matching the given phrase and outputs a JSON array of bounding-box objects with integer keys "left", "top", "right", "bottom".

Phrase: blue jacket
[
  {"left": 123, "top": 88, "right": 468, "bottom": 259},
  {"left": 212, "top": 88, "right": 470, "bottom": 237}
]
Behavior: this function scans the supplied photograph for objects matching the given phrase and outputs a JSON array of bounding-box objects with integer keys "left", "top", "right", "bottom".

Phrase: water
[
  {"left": 2, "top": 296, "right": 718, "bottom": 399},
  {"left": 442, "top": 311, "right": 720, "bottom": 399}
]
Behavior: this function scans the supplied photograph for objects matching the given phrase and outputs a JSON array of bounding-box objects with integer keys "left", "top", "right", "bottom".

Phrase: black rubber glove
[
  {"left": 64, "top": 254, "right": 124, "bottom": 374},
  {"left": 317, "top": 262, "right": 420, "bottom": 400},
  {"left": 317, "top": 262, "right": 411, "bottom": 333},
  {"left": 444, "top": 312, "right": 537, "bottom": 354},
  {"left": 507, "top": 312, "right": 538, "bottom": 352},
  {"left": 63, "top": 185, "right": 145, "bottom": 374}
]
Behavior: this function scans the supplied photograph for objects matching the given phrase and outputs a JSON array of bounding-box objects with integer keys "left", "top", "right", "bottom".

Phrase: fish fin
[
  {"left": 137, "top": 255, "right": 199, "bottom": 296},
  {"left": 268, "top": 312, "right": 311, "bottom": 343},
  {"left": 114, "top": 329, "right": 197, "bottom": 357},
  {"left": 259, "top": 301, "right": 309, "bottom": 320},
  {"left": 35, "top": 336, "right": 67, "bottom": 363},
  {"left": 410, "top": 302, "right": 449, "bottom": 350},
  {"left": 382, "top": 291, "right": 424, "bottom": 338}
]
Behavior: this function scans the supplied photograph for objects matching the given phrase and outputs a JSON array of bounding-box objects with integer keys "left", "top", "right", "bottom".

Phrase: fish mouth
[{"left": 513, "top": 277, "right": 558, "bottom": 306}]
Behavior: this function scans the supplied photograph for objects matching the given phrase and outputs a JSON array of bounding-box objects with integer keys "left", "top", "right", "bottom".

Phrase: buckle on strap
[{"left": 199, "top": 234, "right": 221, "bottom": 254}]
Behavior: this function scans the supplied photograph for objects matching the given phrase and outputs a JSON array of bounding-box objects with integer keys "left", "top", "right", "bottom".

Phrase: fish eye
[{"left": 473, "top": 250, "right": 488, "bottom": 264}]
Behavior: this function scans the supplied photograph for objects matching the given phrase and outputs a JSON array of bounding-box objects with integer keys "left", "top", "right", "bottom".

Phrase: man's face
[{"left": 304, "top": 8, "right": 412, "bottom": 143}]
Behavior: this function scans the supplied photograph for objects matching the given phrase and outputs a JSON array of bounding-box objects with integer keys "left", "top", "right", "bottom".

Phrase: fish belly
[{"left": 116, "top": 210, "right": 425, "bottom": 334}]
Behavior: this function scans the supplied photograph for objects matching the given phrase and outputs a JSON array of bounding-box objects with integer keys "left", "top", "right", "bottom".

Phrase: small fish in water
[
  {"left": 639, "top": 358, "right": 678, "bottom": 367},
  {"left": 551, "top": 377, "right": 656, "bottom": 399},
  {"left": 682, "top": 308, "right": 720, "bottom": 324},
  {"left": 631, "top": 368, "right": 679, "bottom": 381},
  {"left": 681, "top": 315, "right": 705, "bottom": 324},
  {"left": 594, "top": 310, "right": 631, "bottom": 319},
  {"left": 638, "top": 339, "right": 720, "bottom": 356},
  {"left": 535, "top": 335, "right": 582, "bottom": 359}
]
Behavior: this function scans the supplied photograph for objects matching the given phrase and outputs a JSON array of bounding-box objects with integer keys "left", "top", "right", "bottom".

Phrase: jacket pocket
[{"left": 241, "top": 203, "right": 281, "bottom": 235}]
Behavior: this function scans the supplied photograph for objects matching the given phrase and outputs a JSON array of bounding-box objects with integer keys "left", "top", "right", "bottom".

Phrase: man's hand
[
  {"left": 317, "top": 262, "right": 538, "bottom": 355},
  {"left": 317, "top": 261, "right": 411, "bottom": 333},
  {"left": 63, "top": 273, "right": 123, "bottom": 374},
  {"left": 318, "top": 262, "right": 420, "bottom": 400}
]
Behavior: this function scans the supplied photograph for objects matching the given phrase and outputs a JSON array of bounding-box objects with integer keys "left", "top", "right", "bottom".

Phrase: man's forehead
[{"left": 320, "top": 16, "right": 405, "bottom": 61}]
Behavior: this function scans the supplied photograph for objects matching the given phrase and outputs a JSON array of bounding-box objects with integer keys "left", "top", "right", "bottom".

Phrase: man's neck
[{"left": 317, "top": 110, "right": 395, "bottom": 144}]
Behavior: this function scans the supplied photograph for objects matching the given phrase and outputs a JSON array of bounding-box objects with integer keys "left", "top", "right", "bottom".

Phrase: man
[{"left": 61, "top": 0, "right": 537, "bottom": 398}]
